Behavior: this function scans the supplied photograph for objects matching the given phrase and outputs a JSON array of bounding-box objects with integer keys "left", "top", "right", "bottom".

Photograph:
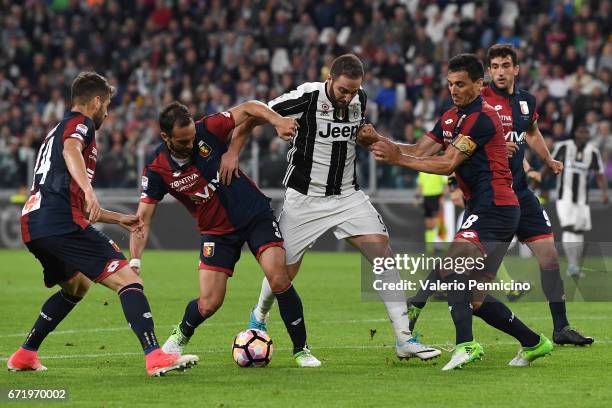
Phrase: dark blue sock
[
  {"left": 474, "top": 295, "right": 540, "bottom": 347},
  {"left": 540, "top": 267, "right": 570, "bottom": 331},
  {"left": 118, "top": 283, "right": 159, "bottom": 355},
  {"left": 23, "top": 290, "right": 82, "bottom": 351},
  {"left": 411, "top": 268, "right": 440, "bottom": 309},
  {"left": 179, "top": 299, "right": 207, "bottom": 337},
  {"left": 274, "top": 284, "right": 307, "bottom": 354},
  {"left": 445, "top": 273, "right": 473, "bottom": 344}
]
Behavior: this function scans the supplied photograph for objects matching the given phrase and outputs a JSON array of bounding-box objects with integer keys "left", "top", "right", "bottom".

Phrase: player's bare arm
[
  {"left": 526, "top": 120, "right": 563, "bottom": 174},
  {"left": 523, "top": 158, "right": 542, "bottom": 183},
  {"left": 596, "top": 173, "right": 609, "bottom": 204},
  {"left": 98, "top": 210, "right": 144, "bottom": 237},
  {"left": 229, "top": 100, "right": 298, "bottom": 140},
  {"left": 371, "top": 137, "right": 468, "bottom": 175},
  {"left": 506, "top": 141, "right": 518, "bottom": 157},
  {"left": 63, "top": 138, "right": 100, "bottom": 223},
  {"left": 129, "top": 201, "right": 157, "bottom": 273},
  {"left": 220, "top": 116, "right": 267, "bottom": 185},
  {"left": 358, "top": 124, "right": 442, "bottom": 156}
]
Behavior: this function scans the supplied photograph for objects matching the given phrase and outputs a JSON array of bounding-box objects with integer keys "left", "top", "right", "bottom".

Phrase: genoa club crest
[
  {"left": 198, "top": 141, "right": 212, "bottom": 158},
  {"left": 203, "top": 242, "right": 215, "bottom": 257}
]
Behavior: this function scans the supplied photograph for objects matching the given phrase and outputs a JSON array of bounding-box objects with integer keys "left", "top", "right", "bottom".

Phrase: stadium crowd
[{"left": 0, "top": 0, "right": 611, "bottom": 193}]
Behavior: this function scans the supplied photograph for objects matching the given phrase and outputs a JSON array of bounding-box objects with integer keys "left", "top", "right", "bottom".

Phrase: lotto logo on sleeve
[{"left": 203, "top": 242, "right": 215, "bottom": 257}]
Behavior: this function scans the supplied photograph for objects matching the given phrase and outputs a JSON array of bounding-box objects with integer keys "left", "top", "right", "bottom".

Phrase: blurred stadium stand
[{"left": 0, "top": 0, "right": 610, "bottom": 198}]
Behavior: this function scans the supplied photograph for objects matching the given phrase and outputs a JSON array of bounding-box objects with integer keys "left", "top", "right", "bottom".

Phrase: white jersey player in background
[
  {"left": 220, "top": 54, "right": 440, "bottom": 361},
  {"left": 550, "top": 125, "right": 608, "bottom": 277}
]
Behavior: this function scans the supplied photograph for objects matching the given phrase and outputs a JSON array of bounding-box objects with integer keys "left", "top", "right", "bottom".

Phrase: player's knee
[
  {"left": 62, "top": 273, "right": 92, "bottom": 297},
  {"left": 537, "top": 246, "right": 560, "bottom": 270},
  {"left": 266, "top": 273, "right": 291, "bottom": 293},
  {"left": 471, "top": 301, "right": 483, "bottom": 312},
  {"left": 197, "top": 296, "right": 223, "bottom": 318},
  {"left": 103, "top": 266, "right": 143, "bottom": 292}
]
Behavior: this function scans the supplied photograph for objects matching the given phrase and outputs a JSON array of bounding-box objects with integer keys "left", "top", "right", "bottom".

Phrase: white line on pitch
[{"left": 1, "top": 315, "right": 609, "bottom": 339}]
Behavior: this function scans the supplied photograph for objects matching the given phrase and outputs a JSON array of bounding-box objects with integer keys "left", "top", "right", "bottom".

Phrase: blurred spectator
[{"left": 0, "top": 0, "right": 610, "bottom": 192}]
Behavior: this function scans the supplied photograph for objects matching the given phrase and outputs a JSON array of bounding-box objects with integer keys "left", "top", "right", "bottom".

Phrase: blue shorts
[
  {"left": 199, "top": 210, "right": 284, "bottom": 276},
  {"left": 516, "top": 191, "right": 553, "bottom": 242},
  {"left": 26, "top": 226, "right": 127, "bottom": 288},
  {"left": 456, "top": 205, "right": 520, "bottom": 278}
]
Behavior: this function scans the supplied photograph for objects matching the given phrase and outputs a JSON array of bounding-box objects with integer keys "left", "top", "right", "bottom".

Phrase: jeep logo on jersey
[
  {"left": 318, "top": 123, "right": 359, "bottom": 139},
  {"left": 198, "top": 140, "right": 212, "bottom": 157},
  {"left": 505, "top": 131, "right": 526, "bottom": 143}
]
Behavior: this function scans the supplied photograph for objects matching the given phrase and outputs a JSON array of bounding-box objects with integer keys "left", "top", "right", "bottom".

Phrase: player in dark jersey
[
  {"left": 8, "top": 72, "right": 198, "bottom": 377},
  {"left": 370, "top": 54, "right": 553, "bottom": 370},
  {"left": 129, "top": 101, "right": 321, "bottom": 367},
  {"left": 406, "top": 45, "right": 592, "bottom": 346}
]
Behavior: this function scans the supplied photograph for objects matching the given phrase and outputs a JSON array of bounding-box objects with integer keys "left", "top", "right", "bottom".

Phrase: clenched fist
[{"left": 356, "top": 124, "right": 383, "bottom": 148}]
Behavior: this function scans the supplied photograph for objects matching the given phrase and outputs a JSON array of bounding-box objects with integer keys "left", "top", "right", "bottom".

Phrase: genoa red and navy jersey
[
  {"left": 140, "top": 111, "right": 272, "bottom": 235},
  {"left": 426, "top": 95, "right": 518, "bottom": 211},
  {"left": 21, "top": 111, "right": 97, "bottom": 243},
  {"left": 481, "top": 83, "right": 538, "bottom": 199}
]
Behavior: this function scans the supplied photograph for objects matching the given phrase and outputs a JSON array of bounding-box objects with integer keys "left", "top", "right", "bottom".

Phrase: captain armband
[{"left": 451, "top": 134, "right": 478, "bottom": 156}]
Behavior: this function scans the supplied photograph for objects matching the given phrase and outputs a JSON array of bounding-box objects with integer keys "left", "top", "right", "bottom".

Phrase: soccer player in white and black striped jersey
[
  {"left": 550, "top": 125, "right": 609, "bottom": 277},
  {"left": 220, "top": 54, "right": 441, "bottom": 361}
]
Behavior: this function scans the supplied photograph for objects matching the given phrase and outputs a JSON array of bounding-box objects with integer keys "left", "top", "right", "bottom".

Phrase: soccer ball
[{"left": 232, "top": 329, "right": 273, "bottom": 367}]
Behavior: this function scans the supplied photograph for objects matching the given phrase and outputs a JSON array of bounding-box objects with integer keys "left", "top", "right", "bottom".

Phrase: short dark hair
[
  {"left": 71, "top": 71, "right": 115, "bottom": 105},
  {"left": 159, "top": 101, "right": 193, "bottom": 136},
  {"left": 330, "top": 54, "right": 364, "bottom": 80},
  {"left": 486, "top": 44, "right": 518, "bottom": 66},
  {"left": 448, "top": 53, "right": 484, "bottom": 82}
]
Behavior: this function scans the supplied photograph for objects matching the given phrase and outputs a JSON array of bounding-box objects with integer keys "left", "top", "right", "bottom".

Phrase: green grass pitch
[{"left": 1, "top": 249, "right": 611, "bottom": 407}]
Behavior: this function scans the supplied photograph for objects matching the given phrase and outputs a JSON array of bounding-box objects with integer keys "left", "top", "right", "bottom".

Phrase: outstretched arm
[
  {"left": 526, "top": 120, "right": 563, "bottom": 174},
  {"left": 129, "top": 202, "right": 157, "bottom": 274},
  {"left": 371, "top": 137, "right": 468, "bottom": 175}
]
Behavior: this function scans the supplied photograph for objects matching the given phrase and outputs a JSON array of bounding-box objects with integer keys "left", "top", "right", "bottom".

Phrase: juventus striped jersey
[
  {"left": 551, "top": 140, "right": 604, "bottom": 204},
  {"left": 268, "top": 81, "right": 366, "bottom": 196}
]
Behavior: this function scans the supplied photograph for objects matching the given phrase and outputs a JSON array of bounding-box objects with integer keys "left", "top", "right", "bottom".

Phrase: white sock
[
  {"left": 254, "top": 277, "right": 275, "bottom": 322},
  {"left": 562, "top": 231, "right": 584, "bottom": 270},
  {"left": 378, "top": 269, "right": 412, "bottom": 343}
]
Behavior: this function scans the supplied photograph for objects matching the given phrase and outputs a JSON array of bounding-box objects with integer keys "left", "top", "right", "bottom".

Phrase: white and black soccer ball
[{"left": 232, "top": 329, "right": 273, "bottom": 367}]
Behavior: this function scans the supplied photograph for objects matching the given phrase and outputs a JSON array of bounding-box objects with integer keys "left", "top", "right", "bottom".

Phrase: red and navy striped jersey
[
  {"left": 140, "top": 111, "right": 272, "bottom": 235},
  {"left": 481, "top": 83, "right": 538, "bottom": 198},
  {"left": 21, "top": 111, "right": 97, "bottom": 243},
  {"left": 426, "top": 95, "right": 518, "bottom": 211}
]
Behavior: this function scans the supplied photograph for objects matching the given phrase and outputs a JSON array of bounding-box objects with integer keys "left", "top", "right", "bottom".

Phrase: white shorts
[
  {"left": 556, "top": 200, "right": 591, "bottom": 231},
  {"left": 278, "top": 188, "right": 388, "bottom": 264}
]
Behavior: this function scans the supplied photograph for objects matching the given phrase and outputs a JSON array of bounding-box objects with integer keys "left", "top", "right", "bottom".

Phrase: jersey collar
[
  {"left": 489, "top": 81, "right": 521, "bottom": 98},
  {"left": 457, "top": 95, "right": 483, "bottom": 115},
  {"left": 161, "top": 143, "right": 193, "bottom": 171}
]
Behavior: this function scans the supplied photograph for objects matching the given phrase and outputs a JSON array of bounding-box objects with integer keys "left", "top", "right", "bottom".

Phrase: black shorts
[
  {"left": 455, "top": 205, "right": 520, "bottom": 278},
  {"left": 26, "top": 226, "right": 127, "bottom": 288},
  {"left": 516, "top": 191, "right": 553, "bottom": 242},
  {"left": 199, "top": 210, "right": 284, "bottom": 276},
  {"left": 423, "top": 195, "right": 442, "bottom": 218}
]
